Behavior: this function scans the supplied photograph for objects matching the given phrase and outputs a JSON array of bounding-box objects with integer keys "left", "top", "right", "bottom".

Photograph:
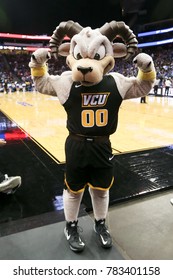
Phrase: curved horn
[
  {"left": 49, "top": 20, "right": 83, "bottom": 59},
  {"left": 100, "top": 21, "right": 138, "bottom": 60}
]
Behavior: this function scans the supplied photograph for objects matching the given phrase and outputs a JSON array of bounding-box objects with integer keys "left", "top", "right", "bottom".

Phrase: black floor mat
[
  {"left": 0, "top": 110, "right": 65, "bottom": 234},
  {"left": 83, "top": 146, "right": 173, "bottom": 211}
]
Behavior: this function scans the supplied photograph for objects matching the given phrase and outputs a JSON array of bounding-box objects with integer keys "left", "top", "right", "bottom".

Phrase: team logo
[{"left": 81, "top": 92, "right": 110, "bottom": 107}]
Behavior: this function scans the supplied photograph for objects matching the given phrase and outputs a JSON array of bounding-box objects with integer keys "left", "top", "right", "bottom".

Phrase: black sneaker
[
  {"left": 64, "top": 221, "right": 85, "bottom": 252},
  {"left": 94, "top": 219, "right": 112, "bottom": 248}
]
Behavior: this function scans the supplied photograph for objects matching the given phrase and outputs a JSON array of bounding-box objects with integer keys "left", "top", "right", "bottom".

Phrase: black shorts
[{"left": 64, "top": 134, "right": 115, "bottom": 193}]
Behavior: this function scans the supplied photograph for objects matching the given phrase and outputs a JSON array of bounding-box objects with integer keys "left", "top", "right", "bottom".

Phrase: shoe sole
[
  {"left": 0, "top": 177, "right": 21, "bottom": 194},
  {"left": 2, "top": 184, "right": 21, "bottom": 194}
]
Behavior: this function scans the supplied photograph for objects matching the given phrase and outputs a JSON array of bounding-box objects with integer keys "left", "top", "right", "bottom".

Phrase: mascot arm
[
  {"left": 31, "top": 75, "right": 57, "bottom": 97},
  {"left": 111, "top": 53, "right": 156, "bottom": 100},
  {"left": 29, "top": 48, "right": 57, "bottom": 96},
  {"left": 29, "top": 48, "right": 72, "bottom": 104}
]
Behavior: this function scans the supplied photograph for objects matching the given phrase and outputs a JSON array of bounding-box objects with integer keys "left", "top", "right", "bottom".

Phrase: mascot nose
[{"left": 77, "top": 66, "right": 93, "bottom": 75}]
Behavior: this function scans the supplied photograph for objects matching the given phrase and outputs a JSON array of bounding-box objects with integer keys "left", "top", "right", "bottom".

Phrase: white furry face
[
  {"left": 59, "top": 27, "right": 126, "bottom": 86},
  {"left": 70, "top": 27, "right": 113, "bottom": 58},
  {"left": 66, "top": 54, "right": 115, "bottom": 86},
  {"left": 73, "top": 43, "right": 106, "bottom": 60},
  {"left": 64, "top": 28, "right": 115, "bottom": 86}
]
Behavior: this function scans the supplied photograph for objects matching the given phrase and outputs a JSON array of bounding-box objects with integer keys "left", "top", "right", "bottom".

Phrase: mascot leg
[
  {"left": 89, "top": 188, "right": 112, "bottom": 248},
  {"left": 63, "top": 189, "right": 85, "bottom": 252}
]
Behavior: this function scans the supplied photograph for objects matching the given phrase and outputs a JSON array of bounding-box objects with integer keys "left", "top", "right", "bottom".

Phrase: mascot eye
[
  {"left": 93, "top": 45, "right": 106, "bottom": 60},
  {"left": 73, "top": 45, "right": 83, "bottom": 60},
  {"left": 76, "top": 53, "right": 82, "bottom": 60},
  {"left": 94, "top": 53, "right": 100, "bottom": 60}
]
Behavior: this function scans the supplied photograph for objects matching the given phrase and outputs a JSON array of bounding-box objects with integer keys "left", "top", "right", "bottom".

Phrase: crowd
[
  {"left": 0, "top": 44, "right": 172, "bottom": 95},
  {"left": 0, "top": 51, "right": 69, "bottom": 93}
]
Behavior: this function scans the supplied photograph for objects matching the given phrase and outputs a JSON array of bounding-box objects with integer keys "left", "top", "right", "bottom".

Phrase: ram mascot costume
[{"left": 29, "top": 20, "right": 156, "bottom": 252}]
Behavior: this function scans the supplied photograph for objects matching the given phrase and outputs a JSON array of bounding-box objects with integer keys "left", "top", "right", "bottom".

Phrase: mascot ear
[
  {"left": 58, "top": 43, "right": 71, "bottom": 57},
  {"left": 112, "top": 43, "right": 127, "bottom": 58}
]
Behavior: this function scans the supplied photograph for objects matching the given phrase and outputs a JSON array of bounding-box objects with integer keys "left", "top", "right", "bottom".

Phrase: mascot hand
[
  {"left": 29, "top": 48, "right": 51, "bottom": 68},
  {"left": 133, "top": 53, "right": 154, "bottom": 73}
]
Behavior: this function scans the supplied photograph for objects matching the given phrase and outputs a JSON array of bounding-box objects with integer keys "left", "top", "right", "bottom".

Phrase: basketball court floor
[{"left": 0, "top": 89, "right": 173, "bottom": 260}]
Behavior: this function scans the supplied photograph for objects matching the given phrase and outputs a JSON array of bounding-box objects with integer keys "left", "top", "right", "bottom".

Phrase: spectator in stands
[
  {"left": 164, "top": 78, "right": 172, "bottom": 96},
  {"left": 0, "top": 44, "right": 172, "bottom": 94},
  {"left": 153, "top": 78, "right": 159, "bottom": 95},
  {"left": 4, "top": 79, "right": 9, "bottom": 94},
  {"left": 0, "top": 83, "right": 4, "bottom": 92},
  {"left": 140, "top": 96, "right": 147, "bottom": 103},
  {"left": 158, "top": 78, "right": 164, "bottom": 95}
]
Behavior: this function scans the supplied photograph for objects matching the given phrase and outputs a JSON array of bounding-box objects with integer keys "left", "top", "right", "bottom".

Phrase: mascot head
[{"left": 49, "top": 20, "right": 138, "bottom": 86}]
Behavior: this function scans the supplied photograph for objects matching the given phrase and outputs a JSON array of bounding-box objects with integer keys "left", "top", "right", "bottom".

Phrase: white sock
[
  {"left": 89, "top": 188, "right": 109, "bottom": 221},
  {"left": 63, "top": 189, "right": 84, "bottom": 222}
]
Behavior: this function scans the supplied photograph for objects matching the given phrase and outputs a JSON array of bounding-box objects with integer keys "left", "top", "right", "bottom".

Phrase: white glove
[
  {"left": 133, "top": 53, "right": 154, "bottom": 73},
  {"left": 29, "top": 48, "right": 51, "bottom": 68}
]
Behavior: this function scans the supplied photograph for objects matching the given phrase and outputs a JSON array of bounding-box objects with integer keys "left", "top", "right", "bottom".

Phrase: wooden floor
[{"left": 0, "top": 90, "right": 173, "bottom": 162}]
